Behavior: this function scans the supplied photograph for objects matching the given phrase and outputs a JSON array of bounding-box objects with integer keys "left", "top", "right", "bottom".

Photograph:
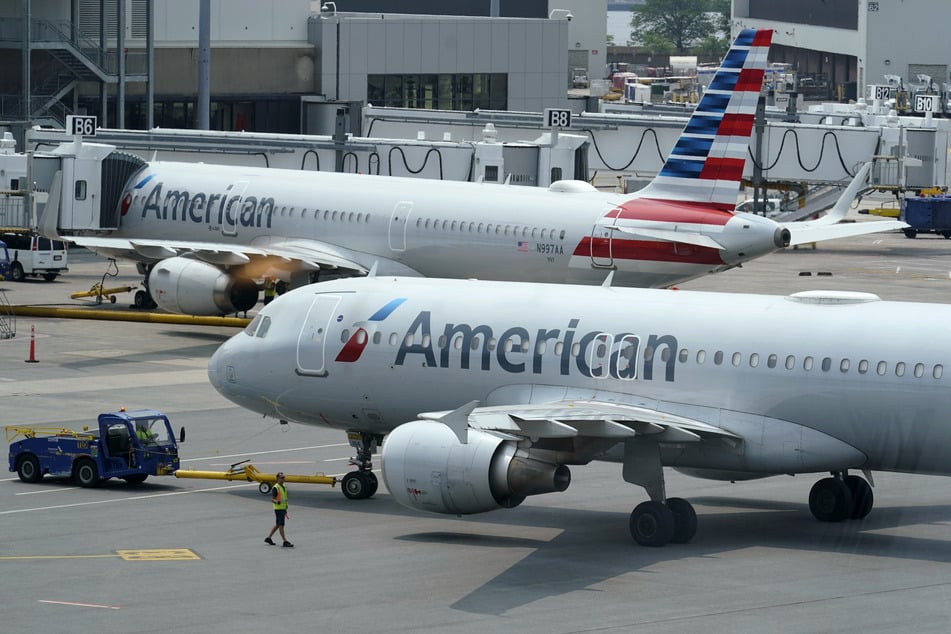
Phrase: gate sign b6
[
  {"left": 66, "top": 115, "right": 97, "bottom": 136},
  {"left": 544, "top": 108, "right": 572, "bottom": 129}
]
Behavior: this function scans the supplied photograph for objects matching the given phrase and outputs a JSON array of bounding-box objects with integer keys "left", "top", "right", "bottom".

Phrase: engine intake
[
  {"left": 381, "top": 420, "right": 570, "bottom": 515},
  {"left": 148, "top": 257, "right": 259, "bottom": 315}
]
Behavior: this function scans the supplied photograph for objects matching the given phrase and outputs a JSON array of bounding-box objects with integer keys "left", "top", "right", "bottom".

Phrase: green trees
[{"left": 630, "top": 0, "right": 730, "bottom": 56}]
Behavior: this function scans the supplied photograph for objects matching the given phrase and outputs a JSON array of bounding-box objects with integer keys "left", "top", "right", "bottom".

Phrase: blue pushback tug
[{"left": 7, "top": 409, "right": 181, "bottom": 486}]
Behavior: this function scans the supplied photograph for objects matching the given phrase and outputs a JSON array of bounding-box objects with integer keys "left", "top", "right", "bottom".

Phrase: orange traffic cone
[{"left": 25, "top": 324, "right": 38, "bottom": 363}]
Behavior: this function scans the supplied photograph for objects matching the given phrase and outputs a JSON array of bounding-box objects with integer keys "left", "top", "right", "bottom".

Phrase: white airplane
[
  {"left": 49, "top": 29, "right": 904, "bottom": 316},
  {"left": 208, "top": 274, "right": 951, "bottom": 546}
]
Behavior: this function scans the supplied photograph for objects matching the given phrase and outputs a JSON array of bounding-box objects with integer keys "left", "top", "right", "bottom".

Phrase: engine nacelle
[
  {"left": 381, "top": 421, "right": 570, "bottom": 515},
  {"left": 148, "top": 257, "right": 259, "bottom": 315}
]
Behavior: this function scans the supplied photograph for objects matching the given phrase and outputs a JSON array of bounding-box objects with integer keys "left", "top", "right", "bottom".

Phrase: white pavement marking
[{"left": 38, "top": 600, "right": 121, "bottom": 610}]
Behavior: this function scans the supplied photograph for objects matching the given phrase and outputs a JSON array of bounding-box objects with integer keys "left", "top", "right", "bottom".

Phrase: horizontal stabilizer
[{"left": 787, "top": 220, "right": 908, "bottom": 246}]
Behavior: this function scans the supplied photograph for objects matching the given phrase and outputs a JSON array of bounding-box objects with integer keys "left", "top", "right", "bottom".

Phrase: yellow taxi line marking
[
  {"left": 39, "top": 599, "right": 121, "bottom": 610},
  {"left": 209, "top": 461, "right": 313, "bottom": 466},
  {"left": 1, "top": 554, "right": 120, "bottom": 561},
  {"left": 0, "top": 482, "right": 256, "bottom": 515}
]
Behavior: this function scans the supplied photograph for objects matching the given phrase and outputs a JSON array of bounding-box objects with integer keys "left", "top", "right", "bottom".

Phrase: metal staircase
[
  {"left": 0, "top": 17, "right": 146, "bottom": 126},
  {"left": 0, "top": 288, "right": 15, "bottom": 340}
]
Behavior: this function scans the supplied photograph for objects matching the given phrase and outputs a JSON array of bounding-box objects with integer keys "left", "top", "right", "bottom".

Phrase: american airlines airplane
[
  {"left": 54, "top": 29, "right": 904, "bottom": 316},
  {"left": 208, "top": 274, "right": 951, "bottom": 546}
]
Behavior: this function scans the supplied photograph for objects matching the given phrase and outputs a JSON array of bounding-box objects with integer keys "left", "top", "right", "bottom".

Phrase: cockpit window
[
  {"left": 244, "top": 315, "right": 261, "bottom": 337},
  {"left": 256, "top": 316, "right": 272, "bottom": 338}
]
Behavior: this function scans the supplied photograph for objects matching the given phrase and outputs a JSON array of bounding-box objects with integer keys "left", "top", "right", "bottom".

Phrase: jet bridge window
[{"left": 75, "top": 180, "right": 87, "bottom": 201}]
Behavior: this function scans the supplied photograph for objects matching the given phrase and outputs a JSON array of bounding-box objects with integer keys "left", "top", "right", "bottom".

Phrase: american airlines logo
[
  {"left": 335, "top": 299, "right": 678, "bottom": 382},
  {"left": 134, "top": 176, "right": 276, "bottom": 229}
]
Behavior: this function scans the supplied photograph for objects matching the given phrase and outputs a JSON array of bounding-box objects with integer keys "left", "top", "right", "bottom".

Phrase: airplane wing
[
  {"left": 68, "top": 236, "right": 368, "bottom": 274},
  {"left": 781, "top": 162, "right": 909, "bottom": 246},
  {"left": 419, "top": 400, "right": 738, "bottom": 445}
]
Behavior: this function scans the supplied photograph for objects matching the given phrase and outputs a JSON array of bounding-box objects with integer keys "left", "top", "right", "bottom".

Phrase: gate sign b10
[
  {"left": 66, "top": 115, "right": 97, "bottom": 136},
  {"left": 914, "top": 94, "right": 940, "bottom": 113},
  {"left": 544, "top": 108, "right": 572, "bottom": 129}
]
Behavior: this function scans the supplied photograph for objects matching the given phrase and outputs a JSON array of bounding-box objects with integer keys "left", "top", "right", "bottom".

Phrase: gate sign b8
[
  {"left": 66, "top": 115, "right": 97, "bottom": 136},
  {"left": 544, "top": 108, "right": 572, "bottom": 129}
]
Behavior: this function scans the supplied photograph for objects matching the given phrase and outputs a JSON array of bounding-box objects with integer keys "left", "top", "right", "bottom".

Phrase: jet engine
[
  {"left": 381, "top": 420, "right": 571, "bottom": 515},
  {"left": 148, "top": 257, "right": 259, "bottom": 315}
]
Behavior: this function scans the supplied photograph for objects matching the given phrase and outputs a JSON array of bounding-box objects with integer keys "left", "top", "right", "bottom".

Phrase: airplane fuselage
[
  {"left": 209, "top": 277, "right": 951, "bottom": 478},
  {"left": 113, "top": 163, "right": 782, "bottom": 288}
]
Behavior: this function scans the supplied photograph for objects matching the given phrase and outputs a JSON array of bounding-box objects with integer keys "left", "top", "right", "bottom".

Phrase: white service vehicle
[{"left": 0, "top": 232, "right": 69, "bottom": 281}]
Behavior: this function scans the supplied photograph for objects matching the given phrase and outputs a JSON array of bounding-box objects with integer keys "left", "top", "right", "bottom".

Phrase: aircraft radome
[
  {"left": 43, "top": 28, "right": 905, "bottom": 316},
  {"left": 208, "top": 274, "right": 951, "bottom": 546}
]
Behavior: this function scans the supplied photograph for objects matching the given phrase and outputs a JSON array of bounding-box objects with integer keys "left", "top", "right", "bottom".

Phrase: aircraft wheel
[
  {"left": 845, "top": 474, "right": 874, "bottom": 519},
  {"left": 16, "top": 454, "right": 42, "bottom": 483},
  {"left": 365, "top": 471, "right": 379, "bottom": 497},
  {"left": 73, "top": 458, "right": 100, "bottom": 487},
  {"left": 666, "top": 497, "right": 698, "bottom": 544},
  {"left": 809, "top": 477, "right": 853, "bottom": 522},
  {"left": 342, "top": 471, "right": 371, "bottom": 500},
  {"left": 629, "top": 500, "right": 675, "bottom": 547},
  {"left": 10, "top": 262, "right": 24, "bottom": 282},
  {"left": 134, "top": 290, "right": 149, "bottom": 308}
]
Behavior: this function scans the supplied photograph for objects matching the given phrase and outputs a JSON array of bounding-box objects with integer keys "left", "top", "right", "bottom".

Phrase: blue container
[{"left": 902, "top": 196, "right": 934, "bottom": 230}]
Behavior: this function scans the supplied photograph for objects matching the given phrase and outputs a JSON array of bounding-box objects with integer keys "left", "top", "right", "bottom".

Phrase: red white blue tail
[{"left": 635, "top": 29, "right": 773, "bottom": 210}]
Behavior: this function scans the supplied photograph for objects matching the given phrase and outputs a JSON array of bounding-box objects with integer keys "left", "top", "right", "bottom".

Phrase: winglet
[
  {"left": 805, "top": 161, "right": 872, "bottom": 227},
  {"left": 435, "top": 400, "right": 478, "bottom": 444}
]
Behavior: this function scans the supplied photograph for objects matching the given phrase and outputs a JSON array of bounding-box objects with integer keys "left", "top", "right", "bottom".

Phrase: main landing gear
[
  {"left": 808, "top": 471, "right": 874, "bottom": 522},
  {"left": 341, "top": 431, "right": 382, "bottom": 500},
  {"left": 623, "top": 440, "right": 698, "bottom": 547}
]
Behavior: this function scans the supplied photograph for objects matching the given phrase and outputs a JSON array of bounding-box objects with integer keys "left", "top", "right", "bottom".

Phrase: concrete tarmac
[{"left": 3, "top": 217, "right": 951, "bottom": 633}]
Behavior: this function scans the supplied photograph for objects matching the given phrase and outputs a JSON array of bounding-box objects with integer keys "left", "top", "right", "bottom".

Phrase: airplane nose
[{"left": 207, "top": 341, "right": 229, "bottom": 391}]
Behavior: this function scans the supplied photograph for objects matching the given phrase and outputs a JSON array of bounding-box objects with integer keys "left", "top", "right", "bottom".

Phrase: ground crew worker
[
  {"left": 136, "top": 422, "right": 154, "bottom": 444},
  {"left": 263, "top": 277, "right": 276, "bottom": 305},
  {"left": 265, "top": 472, "right": 293, "bottom": 547}
]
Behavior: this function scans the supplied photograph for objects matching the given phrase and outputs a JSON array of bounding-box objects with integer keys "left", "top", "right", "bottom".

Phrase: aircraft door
[
  {"left": 296, "top": 294, "right": 342, "bottom": 377},
  {"left": 590, "top": 205, "right": 618, "bottom": 268},
  {"left": 221, "top": 181, "right": 248, "bottom": 237},
  {"left": 388, "top": 201, "right": 412, "bottom": 252}
]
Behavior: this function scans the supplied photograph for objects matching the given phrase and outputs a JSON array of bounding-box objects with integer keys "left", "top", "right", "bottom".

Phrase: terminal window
[{"left": 367, "top": 73, "right": 507, "bottom": 111}]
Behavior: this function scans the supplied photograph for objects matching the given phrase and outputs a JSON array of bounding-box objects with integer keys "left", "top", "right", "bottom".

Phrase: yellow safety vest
[{"left": 272, "top": 483, "right": 288, "bottom": 510}]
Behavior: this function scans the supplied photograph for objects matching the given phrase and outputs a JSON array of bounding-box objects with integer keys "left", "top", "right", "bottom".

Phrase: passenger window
[
  {"left": 678, "top": 349, "right": 688, "bottom": 363},
  {"left": 877, "top": 361, "right": 887, "bottom": 376},
  {"left": 340, "top": 329, "right": 349, "bottom": 342},
  {"left": 389, "top": 332, "right": 398, "bottom": 346},
  {"left": 750, "top": 353, "right": 759, "bottom": 367},
  {"left": 896, "top": 362, "right": 906, "bottom": 377},
  {"left": 731, "top": 352, "right": 741, "bottom": 367},
  {"left": 914, "top": 363, "right": 924, "bottom": 378},
  {"left": 713, "top": 351, "right": 723, "bottom": 365},
  {"left": 934, "top": 365, "right": 943, "bottom": 379},
  {"left": 373, "top": 332, "right": 381, "bottom": 345},
  {"left": 803, "top": 356, "right": 812, "bottom": 371},
  {"left": 696, "top": 350, "right": 706, "bottom": 364},
  {"left": 767, "top": 354, "right": 777, "bottom": 368},
  {"left": 840, "top": 359, "right": 850, "bottom": 373},
  {"left": 858, "top": 360, "right": 868, "bottom": 374},
  {"left": 821, "top": 357, "right": 831, "bottom": 372},
  {"left": 785, "top": 355, "right": 795, "bottom": 370}
]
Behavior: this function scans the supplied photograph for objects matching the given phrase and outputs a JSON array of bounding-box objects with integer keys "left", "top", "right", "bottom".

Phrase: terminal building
[{"left": 0, "top": 0, "right": 605, "bottom": 138}]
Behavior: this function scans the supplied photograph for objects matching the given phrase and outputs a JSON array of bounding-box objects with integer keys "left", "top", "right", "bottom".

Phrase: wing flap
[{"left": 419, "top": 400, "right": 736, "bottom": 442}]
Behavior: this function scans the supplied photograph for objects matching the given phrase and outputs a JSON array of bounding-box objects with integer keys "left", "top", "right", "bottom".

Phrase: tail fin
[{"left": 636, "top": 29, "right": 773, "bottom": 209}]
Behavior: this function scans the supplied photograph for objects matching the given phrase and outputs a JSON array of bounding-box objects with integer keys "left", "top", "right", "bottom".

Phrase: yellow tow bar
[
  {"left": 174, "top": 461, "right": 337, "bottom": 494},
  {"left": 70, "top": 283, "right": 137, "bottom": 304}
]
